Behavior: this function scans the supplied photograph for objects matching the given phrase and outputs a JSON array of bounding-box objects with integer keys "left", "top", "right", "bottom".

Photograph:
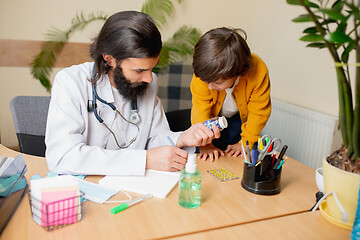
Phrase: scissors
[{"left": 257, "top": 135, "right": 281, "bottom": 161}]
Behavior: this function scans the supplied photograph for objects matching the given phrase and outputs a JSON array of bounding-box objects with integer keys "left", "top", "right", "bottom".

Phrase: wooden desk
[
  {"left": 0, "top": 144, "right": 320, "bottom": 239},
  {"left": 168, "top": 211, "right": 351, "bottom": 239}
]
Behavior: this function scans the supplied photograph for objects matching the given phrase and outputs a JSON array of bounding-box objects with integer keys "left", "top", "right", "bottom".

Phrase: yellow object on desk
[{"left": 207, "top": 168, "right": 239, "bottom": 181}]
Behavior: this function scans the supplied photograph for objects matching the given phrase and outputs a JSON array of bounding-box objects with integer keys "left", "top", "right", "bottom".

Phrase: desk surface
[
  {"left": 1, "top": 144, "right": 322, "bottom": 239},
  {"left": 169, "top": 211, "right": 351, "bottom": 240}
]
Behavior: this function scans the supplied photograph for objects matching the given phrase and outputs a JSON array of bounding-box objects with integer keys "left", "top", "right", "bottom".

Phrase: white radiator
[{"left": 261, "top": 99, "right": 343, "bottom": 169}]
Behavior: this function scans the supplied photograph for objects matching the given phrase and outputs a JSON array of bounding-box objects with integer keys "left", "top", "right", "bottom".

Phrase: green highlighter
[{"left": 110, "top": 193, "right": 153, "bottom": 214}]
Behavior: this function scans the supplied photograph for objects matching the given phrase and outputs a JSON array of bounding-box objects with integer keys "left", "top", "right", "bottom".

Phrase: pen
[
  {"left": 264, "top": 137, "right": 270, "bottom": 146},
  {"left": 273, "top": 158, "right": 281, "bottom": 169},
  {"left": 268, "top": 142, "right": 273, "bottom": 152},
  {"left": 271, "top": 154, "right": 276, "bottom": 168},
  {"left": 240, "top": 140, "right": 248, "bottom": 163},
  {"left": 242, "top": 159, "right": 252, "bottom": 164},
  {"left": 110, "top": 193, "right": 153, "bottom": 214},
  {"left": 273, "top": 154, "right": 283, "bottom": 169},
  {"left": 278, "top": 145, "right": 288, "bottom": 160},
  {"left": 258, "top": 137, "right": 264, "bottom": 150},
  {"left": 167, "top": 136, "right": 176, "bottom": 146},
  {"left": 251, "top": 143, "right": 258, "bottom": 165},
  {"left": 246, "top": 140, "right": 252, "bottom": 163},
  {"left": 277, "top": 157, "right": 288, "bottom": 169}
]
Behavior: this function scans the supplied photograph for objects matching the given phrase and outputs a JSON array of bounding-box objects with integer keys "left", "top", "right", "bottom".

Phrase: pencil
[
  {"left": 166, "top": 136, "right": 176, "bottom": 146},
  {"left": 246, "top": 140, "right": 252, "bottom": 163},
  {"left": 240, "top": 140, "right": 248, "bottom": 162}
]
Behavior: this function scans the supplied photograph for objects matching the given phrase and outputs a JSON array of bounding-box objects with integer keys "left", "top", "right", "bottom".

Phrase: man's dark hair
[
  {"left": 90, "top": 11, "right": 162, "bottom": 83},
  {"left": 192, "top": 27, "right": 251, "bottom": 83}
]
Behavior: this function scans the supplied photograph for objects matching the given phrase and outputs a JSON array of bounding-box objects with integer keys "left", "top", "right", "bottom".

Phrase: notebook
[{"left": 98, "top": 170, "right": 179, "bottom": 199}]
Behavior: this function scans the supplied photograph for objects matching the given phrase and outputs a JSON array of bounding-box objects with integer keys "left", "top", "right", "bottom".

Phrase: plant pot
[{"left": 321, "top": 158, "right": 360, "bottom": 229}]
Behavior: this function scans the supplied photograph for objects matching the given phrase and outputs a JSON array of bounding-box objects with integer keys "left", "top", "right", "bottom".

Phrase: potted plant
[
  {"left": 287, "top": 0, "right": 360, "bottom": 229},
  {"left": 31, "top": 0, "right": 201, "bottom": 92}
]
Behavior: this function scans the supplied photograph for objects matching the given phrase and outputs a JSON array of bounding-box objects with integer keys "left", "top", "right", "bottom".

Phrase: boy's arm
[
  {"left": 240, "top": 59, "right": 272, "bottom": 147},
  {"left": 190, "top": 74, "right": 214, "bottom": 124}
]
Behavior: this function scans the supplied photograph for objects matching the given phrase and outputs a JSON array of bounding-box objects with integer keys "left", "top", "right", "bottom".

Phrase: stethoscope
[{"left": 87, "top": 65, "right": 140, "bottom": 148}]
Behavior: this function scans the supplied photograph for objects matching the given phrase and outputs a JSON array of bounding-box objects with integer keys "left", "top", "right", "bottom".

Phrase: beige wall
[
  {"left": 0, "top": 0, "right": 348, "bottom": 148},
  {"left": 230, "top": 1, "right": 340, "bottom": 116}
]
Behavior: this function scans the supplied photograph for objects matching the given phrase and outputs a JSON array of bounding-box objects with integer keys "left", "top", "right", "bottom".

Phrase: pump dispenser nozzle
[{"left": 185, "top": 153, "right": 197, "bottom": 173}]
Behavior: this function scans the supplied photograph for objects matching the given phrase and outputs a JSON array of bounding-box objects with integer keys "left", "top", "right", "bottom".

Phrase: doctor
[{"left": 45, "top": 11, "right": 220, "bottom": 176}]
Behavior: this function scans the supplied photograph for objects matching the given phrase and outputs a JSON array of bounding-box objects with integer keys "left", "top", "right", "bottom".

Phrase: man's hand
[
  {"left": 176, "top": 123, "right": 221, "bottom": 148},
  {"left": 198, "top": 144, "right": 224, "bottom": 162},
  {"left": 225, "top": 143, "right": 242, "bottom": 157},
  {"left": 146, "top": 145, "right": 188, "bottom": 171}
]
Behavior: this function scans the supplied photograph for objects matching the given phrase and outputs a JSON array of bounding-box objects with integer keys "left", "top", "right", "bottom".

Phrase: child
[{"left": 191, "top": 27, "right": 271, "bottom": 161}]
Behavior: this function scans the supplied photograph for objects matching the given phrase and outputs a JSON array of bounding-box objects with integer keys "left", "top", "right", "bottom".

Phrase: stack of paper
[
  {"left": 30, "top": 175, "right": 81, "bottom": 226},
  {"left": 0, "top": 155, "right": 26, "bottom": 178}
]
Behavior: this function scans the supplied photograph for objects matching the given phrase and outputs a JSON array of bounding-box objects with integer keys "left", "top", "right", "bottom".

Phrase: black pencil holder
[{"left": 241, "top": 158, "right": 282, "bottom": 195}]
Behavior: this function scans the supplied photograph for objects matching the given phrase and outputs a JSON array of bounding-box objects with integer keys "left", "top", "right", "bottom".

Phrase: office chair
[
  {"left": 10, "top": 96, "right": 51, "bottom": 157},
  {"left": 165, "top": 108, "right": 192, "bottom": 132}
]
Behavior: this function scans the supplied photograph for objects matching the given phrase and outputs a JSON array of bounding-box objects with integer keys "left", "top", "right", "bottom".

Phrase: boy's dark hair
[
  {"left": 192, "top": 27, "right": 251, "bottom": 83},
  {"left": 89, "top": 11, "right": 162, "bottom": 83}
]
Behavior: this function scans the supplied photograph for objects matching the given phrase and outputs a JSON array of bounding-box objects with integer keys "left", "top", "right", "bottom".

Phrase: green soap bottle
[{"left": 178, "top": 153, "right": 202, "bottom": 209}]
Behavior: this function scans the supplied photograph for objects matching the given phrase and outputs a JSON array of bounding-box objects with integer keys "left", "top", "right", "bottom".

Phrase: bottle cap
[
  {"left": 218, "top": 116, "right": 228, "bottom": 129},
  {"left": 185, "top": 153, "right": 197, "bottom": 173}
]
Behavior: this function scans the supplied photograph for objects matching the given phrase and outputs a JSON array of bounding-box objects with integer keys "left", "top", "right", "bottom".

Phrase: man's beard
[{"left": 112, "top": 65, "right": 149, "bottom": 101}]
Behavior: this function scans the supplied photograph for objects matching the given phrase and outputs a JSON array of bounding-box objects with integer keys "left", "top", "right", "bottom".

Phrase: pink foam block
[{"left": 40, "top": 189, "right": 78, "bottom": 226}]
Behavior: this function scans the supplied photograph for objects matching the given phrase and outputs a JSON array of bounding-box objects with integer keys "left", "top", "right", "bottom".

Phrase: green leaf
[
  {"left": 355, "top": 13, "right": 360, "bottom": 20},
  {"left": 154, "top": 47, "right": 170, "bottom": 72},
  {"left": 306, "top": 42, "right": 326, "bottom": 48},
  {"left": 286, "top": 0, "right": 308, "bottom": 6},
  {"left": 300, "top": 34, "right": 323, "bottom": 42},
  {"left": 166, "top": 26, "right": 200, "bottom": 53},
  {"left": 292, "top": 14, "right": 317, "bottom": 22},
  {"left": 336, "top": 22, "right": 347, "bottom": 34},
  {"left": 286, "top": 0, "right": 304, "bottom": 6},
  {"left": 319, "top": 9, "right": 347, "bottom": 21},
  {"left": 344, "top": 2, "right": 360, "bottom": 20},
  {"left": 320, "top": 18, "right": 337, "bottom": 25},
  {"left": 324, "top": 31, "right": 353, "bottom": 43},
  {"left": 344, "top": 2, "right": 360, "bottom": 13},
  {"left": 141, "top": 0, "right": 173, "bottom": 29},
  {"left": 303, "top": 26, "right": 318, "bottom": 34},
  {"left": 341, "top": 41, "right": 355, "bottom": 63},
  {"left": 331, "top": 0, "right": 344, "bottom": 12},
  {"left": 156, "top": 25, "right": 201, "bottom": 70},
  {"left": 286, "top": 0, "right": 318, "bottom": 8},
  {"left": 30, "top": 11, "right": 108, "bottom": 92},
  {"left": 307, "top": 1, "right": 320, "bottom": 8}
]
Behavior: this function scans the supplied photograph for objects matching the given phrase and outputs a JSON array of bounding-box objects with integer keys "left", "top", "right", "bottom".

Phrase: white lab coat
[{"left": 45, "top": 62, "right": 181, "bottom": 176}]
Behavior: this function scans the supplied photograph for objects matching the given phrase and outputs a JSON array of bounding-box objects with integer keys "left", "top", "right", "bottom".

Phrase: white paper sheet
[{"left": 98, "top": 170, "right": 179, "bottom": 199}]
